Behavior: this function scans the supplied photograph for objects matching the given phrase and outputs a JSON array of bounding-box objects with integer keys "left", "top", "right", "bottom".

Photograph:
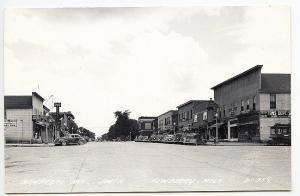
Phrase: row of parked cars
[{"left": 135, "top": 133, "right": 207, "bottom": 145}]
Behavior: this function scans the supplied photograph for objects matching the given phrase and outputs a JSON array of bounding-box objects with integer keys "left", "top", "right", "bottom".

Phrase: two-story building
[
  {"left": 191, "top": 99, "right": 219, "bottom": 140},
  {"left": 211, "top": 65, "right": 291, "bottom": 142},
  {"left": 4, "top": 92, "right": 55, "bottom": 143},
  {"left": 157, "top": 110, "right": 178, "bottom": 134},
  {"left": 138, "top": 116, "right": 158, "bottom": 137},
  {"left": 177, "top": 100, "right": 217, "bottom": 133}
]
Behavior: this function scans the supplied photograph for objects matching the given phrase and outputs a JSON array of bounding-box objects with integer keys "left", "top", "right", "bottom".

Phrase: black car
[{"left": 54, "top": 134, "right": 87, "bottom": 146}]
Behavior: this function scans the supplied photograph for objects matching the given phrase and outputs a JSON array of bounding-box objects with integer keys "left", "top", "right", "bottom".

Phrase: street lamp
[
  {"left": 173, "top": 122, "right": 176, "bottom": 135},
  {"left": 215, "top": 108, "right": 219, "bottom": 143}
]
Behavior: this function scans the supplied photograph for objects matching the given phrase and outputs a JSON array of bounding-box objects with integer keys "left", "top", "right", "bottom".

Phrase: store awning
[
  {"left": 237, "top": 121, "right": 258, "bottom": 126},
  {"left": 209, "top": 123, "right": 224, "bottom": 128}
]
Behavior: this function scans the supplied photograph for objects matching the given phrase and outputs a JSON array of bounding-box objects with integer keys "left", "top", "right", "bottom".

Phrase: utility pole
[
  {"left": 54, "top": 102, "right": 61, "bottom": 139},
  {"left": 215, "top": 108, "right": 219, "bottom": 143}
]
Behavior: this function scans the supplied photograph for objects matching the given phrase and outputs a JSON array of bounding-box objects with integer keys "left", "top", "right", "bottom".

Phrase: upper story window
[
  {"left": 270, "top": 94, "right": 276, "bottom": 109},
  {"left": 241, "top": 100, "right": 244, "bottom": 111},
  {"left": 246, "top": 99, "right": 250, "bottom": 110},
  {"left": 253, "top": 96, "right": 256, "bottom": 111}
]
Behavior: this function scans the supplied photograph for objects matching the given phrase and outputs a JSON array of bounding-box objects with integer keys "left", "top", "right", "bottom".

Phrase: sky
[{"left": 4, "top": 6, "right": 291, "bottom": 136}]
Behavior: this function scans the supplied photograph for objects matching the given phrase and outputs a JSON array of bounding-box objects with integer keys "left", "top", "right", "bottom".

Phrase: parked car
[
  {"left": 174, "top": 133, "right": 183, "bottom": 144},
  {"left": 163, "top": 134, "right": 175, "bottom": 143},
  {"left": 54, "top": 134, "right": 87, "bottom": 146},
  {"left": 182, "top": 133, "right": 206, "bottom": 145},
  {"left": 149, "top": 134, "right": 159, "bottom": 142},
  {"left": 157, "top": 134, "right": 165, "bottom": 143}
]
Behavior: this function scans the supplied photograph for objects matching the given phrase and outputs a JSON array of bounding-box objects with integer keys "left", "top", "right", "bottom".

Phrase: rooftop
[
  {"left": 211, "top": 65, "right": 263, "bottom": 90},
  {"left": 177, "top": 100, "right": 210, "bottom": 109},
  {"left": 157, "top": 110, "right": 178, "bottom": 117},
  {"left": 4, "top": 96, "right": 32, "bottom": 109},
  {"left": 260, "top": 73, "right": 291, "bottom": 93}
]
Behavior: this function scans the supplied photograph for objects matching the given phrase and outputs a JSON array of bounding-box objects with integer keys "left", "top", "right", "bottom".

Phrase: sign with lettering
[
  {"left": 260, "top": 110, "right": 290, "bottom": 118},
  {"left": 4, "top": 120, "right": 17, "bottom": 127},
  {"left": 54, "top": 102, "right": 61, "bottom": 107}
]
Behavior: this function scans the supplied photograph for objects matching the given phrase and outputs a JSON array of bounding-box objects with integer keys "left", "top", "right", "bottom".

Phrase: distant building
[
  {"left": 177, "top": 100, "right": 218, "bottom": 137},
  {"left": 157, "top": 110, "right": 178, "bottom": 134},
  {"left": 138, "top": 116, "right": 157, "bottom": 137},
  {"left": 211, "top": 65, "right": 291, "bottom": 142},
  {"left": 4, "top": 92, "right": 55, "bottom": 143}
]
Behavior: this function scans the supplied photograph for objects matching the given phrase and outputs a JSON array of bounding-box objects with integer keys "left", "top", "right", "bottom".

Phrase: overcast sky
[{"left": 4, "top": 6, "right": 290, "bottom": 136}]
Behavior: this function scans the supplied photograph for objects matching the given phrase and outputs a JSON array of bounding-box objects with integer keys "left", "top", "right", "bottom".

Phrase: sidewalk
[
  {"left": 206, "top": 141, "right": 267, "bottom": 146},
  {"left": 5, "top": 143, "right": 55, "bottom": 147}
]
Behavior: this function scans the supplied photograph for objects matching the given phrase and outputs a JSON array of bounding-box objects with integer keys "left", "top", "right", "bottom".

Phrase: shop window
[
  {"left": 241, "top": 100, "right": 244, "bottom": 111},
  {"left": 247, "top": 99, "right": 250, "bottom": 110},
  {"left": 253, "top": 96, "right": 256, "bottom": 111},
  {"left": 270, "top": 94, "right": 276, "bottom": 109}
]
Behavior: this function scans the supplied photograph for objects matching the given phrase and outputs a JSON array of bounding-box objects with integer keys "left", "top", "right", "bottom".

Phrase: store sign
[
  {"left": 54, "top": 102, "right": 61, "bottom": 107},
  {"left": 260, "top": 110, "right": 290, "bottom": 118},
  {"left": 4, "top": 120, "right": 17, "bottom": 127}
]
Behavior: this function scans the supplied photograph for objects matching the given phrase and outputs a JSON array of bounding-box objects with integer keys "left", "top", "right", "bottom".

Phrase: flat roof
[
  {"left": 211, "top": 65, "right": 263, "bottom": 90},
  {"left": 157, "top": 110, "right": 178, "bottom": 118},
  {"left": 177, "top": 100, "right": 209, "bottom": 109}
]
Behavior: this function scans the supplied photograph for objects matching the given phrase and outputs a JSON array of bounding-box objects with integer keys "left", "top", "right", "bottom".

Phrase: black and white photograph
[{"left": 1, "top": 1, "right": 297, "bottom": 195}]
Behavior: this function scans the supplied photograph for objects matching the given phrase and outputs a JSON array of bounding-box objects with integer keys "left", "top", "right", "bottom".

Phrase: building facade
[
  {"left": 157, "top": 110, "right": 178, "bottom": 134},
  {"left": 4, "top": 92, "right": 55, "bottom": 143},
  {"left": 138, "top": 116, "right": 157, "bottom": 137},
  {"left": 211, "top": 65, "right": 291, "bottom": 142}
]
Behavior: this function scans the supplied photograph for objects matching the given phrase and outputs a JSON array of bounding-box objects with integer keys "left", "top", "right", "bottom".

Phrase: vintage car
[
  {"left": 135, "top": 135, "right": 149, "bottom": 142},
  {"left": 163, "top": 134, "right": 175, "bottom": 143},
  {"left": 156, "top": 134, "right": 165, "bottom": 143},
  {"left": 182, "top": 133, "right": 207, "bottom": 145},
  {"left": 174, "top": 133, "right": 183, "bottom": 144},
  {"left": 149, "top": 134, "right": 159, "bottom": 142},
  {"left": 54, "top": 134, "right": 87, "bottom": 146}
]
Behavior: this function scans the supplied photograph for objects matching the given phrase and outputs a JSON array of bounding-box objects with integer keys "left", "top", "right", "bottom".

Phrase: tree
[{"left": 105, "top": 110, "right": 139, "bottom": 141}]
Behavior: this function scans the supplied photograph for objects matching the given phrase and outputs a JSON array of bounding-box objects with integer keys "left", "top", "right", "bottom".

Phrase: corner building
[{"left": 211, "top": 65, "right": 291, "bottom": 142}]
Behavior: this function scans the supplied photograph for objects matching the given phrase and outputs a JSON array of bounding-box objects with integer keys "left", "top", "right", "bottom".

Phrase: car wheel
[{"left": 61, "top": 141, "right": 67, "bottom": 146}]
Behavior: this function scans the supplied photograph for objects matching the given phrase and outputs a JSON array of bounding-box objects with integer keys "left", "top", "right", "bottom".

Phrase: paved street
[{"left": 5, "top": 142, "right": 291, "bottom": 193}]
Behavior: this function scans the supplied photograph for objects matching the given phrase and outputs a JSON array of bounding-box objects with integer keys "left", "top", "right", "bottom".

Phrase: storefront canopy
[{"left": 209, "top": 123, "right": 224, "bottom": 128}]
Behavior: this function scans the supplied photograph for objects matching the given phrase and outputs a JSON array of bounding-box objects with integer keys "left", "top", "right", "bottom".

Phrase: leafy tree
[{"left": 104, "top": 110, "right": 139, "bottom": 141}]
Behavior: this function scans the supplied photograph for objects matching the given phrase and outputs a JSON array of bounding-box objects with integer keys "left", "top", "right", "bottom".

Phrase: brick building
[
  {"left": 177, "top": 100, "right": 217, "bottom": 135},
  {"left": 138, "top": 116, "right": 158, "bottom": 137},
  {"left": 157, "top": 110, "right": 178, "bottom": 134},
  {"left": 211, "top": 65, "right": 291, "bottom": 142}
]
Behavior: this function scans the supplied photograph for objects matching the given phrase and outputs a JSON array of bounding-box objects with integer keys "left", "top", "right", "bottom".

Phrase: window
[
  {"left": 241, "top": 100, "right": 244, "bottom": 111},
  {"left": 270, "top": 94, "right": 276, "bottom": 109},
  {"left": 166, "top": 117, "right": 171, "bottom": 125},
  {"left": 253, "top": 96, "right": 256, "bottom": 111},
  {"left": 246, "top": 99, "right": 250, "bottom": 110}
]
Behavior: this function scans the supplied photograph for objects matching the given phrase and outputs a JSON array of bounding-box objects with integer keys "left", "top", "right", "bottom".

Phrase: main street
[{"left": 5, "top": 142, "right": 291, "bottom": 193}]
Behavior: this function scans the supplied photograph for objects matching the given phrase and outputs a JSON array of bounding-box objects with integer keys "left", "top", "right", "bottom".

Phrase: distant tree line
[{"left": 101, "top": 110, "right": 139, "bottom": 141}]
